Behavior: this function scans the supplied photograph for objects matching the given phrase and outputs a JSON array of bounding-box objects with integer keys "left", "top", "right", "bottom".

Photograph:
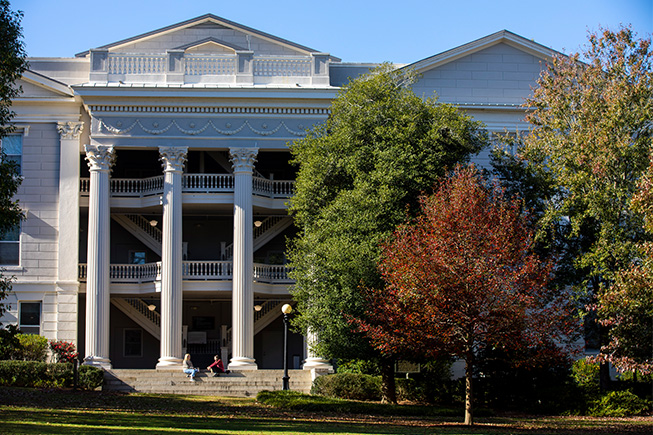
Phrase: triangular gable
[
  {"left": 174, "top": 37, "right": 247, "bottom": 53},
  {"left": 407, "top": 30, "right": 562, "bottom": 73},
  {"left": 18, "top": 70, "right": 74, "bottom": 98},
  {"left": 76, "top": 14, "right": 341, "bottom": 61}
]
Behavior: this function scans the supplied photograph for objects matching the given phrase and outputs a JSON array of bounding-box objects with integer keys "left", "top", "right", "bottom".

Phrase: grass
[{"left": 0, "top": 387, "right": 651, "bottom": 435}]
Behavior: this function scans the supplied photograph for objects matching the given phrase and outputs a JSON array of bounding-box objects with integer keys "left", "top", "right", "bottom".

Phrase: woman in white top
[{"left": 182, "top": 353, "right": 199, "bottom": 381}]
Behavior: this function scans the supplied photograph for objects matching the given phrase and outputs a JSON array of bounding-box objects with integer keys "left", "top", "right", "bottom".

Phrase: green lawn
[{"left": 0, "top": 387, "right": 651, "bottom": 435}]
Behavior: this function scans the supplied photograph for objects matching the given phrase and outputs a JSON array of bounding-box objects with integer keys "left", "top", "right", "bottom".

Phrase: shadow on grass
[{"left": 1, "top": 387, "right": 651, "bottom": 435}]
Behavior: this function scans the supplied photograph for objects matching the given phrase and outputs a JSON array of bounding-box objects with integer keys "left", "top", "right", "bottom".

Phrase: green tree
[
  {"left": 492, "top": 26, "right": 653, "bottom": 383},
  {"left": 288, "top": 65, "right": 487, "bottom": 402},
  {"left": 0, "top": 0, "right": 27, "bottom": 320}
]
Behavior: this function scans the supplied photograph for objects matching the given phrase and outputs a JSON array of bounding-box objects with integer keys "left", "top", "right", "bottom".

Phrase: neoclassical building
[{"left": 2, "top": 14, "right": 560, "bottom": 370}]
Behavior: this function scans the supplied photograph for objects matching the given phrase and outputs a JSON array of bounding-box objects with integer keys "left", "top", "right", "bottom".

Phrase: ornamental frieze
[{"left": 95, "top": 118, "right": 311, "bottom": 137}]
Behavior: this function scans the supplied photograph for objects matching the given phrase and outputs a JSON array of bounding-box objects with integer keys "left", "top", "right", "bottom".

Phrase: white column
[
  {"left": 83, "top": 144, "right": 114, "bottom": 369},
  {"left": 229, "top": 147, "right": 258, "bottom": 370},
  {"left": 302, "top": 328, "right": 334, "bottom": 370},
  {"left": 156, "top": 146, "right": 187, "bottom": 369},
  {"left": 56, "top": 122, "right": 83, "bottom": 344}
]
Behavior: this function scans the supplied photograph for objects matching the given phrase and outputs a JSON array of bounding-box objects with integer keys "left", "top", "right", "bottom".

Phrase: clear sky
[{"left": 15, "top": 0, "right": 653, "bottom": 64}]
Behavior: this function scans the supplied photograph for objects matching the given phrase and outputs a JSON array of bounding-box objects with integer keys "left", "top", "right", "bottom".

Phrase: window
[
  {"left": 1, "top": 134, "right": 22, "bottom": 174},
  {"left": 19, "top": 302, "right": 41, "bottom": 334},
  {"left": 129, "top": 251, "right": 146, "bottom": 264},
  {"left": 123, "top": 329, "right": 143, "bottom": 357},
  {"left": 0, "top": 223, "right": 20, "bottom": 265}
]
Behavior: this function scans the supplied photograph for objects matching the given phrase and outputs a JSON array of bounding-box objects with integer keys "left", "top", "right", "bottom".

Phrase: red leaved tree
[{"left": 354, "top": 165, "right": 579, "bottom": 425}]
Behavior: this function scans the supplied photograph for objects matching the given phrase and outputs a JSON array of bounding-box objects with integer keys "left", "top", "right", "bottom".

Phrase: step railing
[
  {"left": 125, "top": 214, "right": 163, "bottom": 244},
  {"left": 123, "top": 298, "right": 161, "bottom": 327},
  {"left": 80, "top": 174, "right": 293, "bottom": 198}
]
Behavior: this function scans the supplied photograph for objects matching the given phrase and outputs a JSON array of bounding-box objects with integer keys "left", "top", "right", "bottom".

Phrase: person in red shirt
[{"left": 207, "top": 355, "right": 229, "bottom": 376}]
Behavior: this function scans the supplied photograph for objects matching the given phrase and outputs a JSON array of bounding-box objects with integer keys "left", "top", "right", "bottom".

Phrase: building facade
[{"left": 1, "top": 14, "right": 559, "bottom": 370}]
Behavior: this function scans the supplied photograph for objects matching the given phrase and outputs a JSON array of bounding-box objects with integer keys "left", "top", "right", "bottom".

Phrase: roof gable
[
  {"left": 407, "top": 30, "right": 561, "bottom": 73},
  {"left": 76, "top": 14, "right": 340, "bottom": 61},
  {"left": 18, "top": 70, "right": 74, "bottom": 97}
]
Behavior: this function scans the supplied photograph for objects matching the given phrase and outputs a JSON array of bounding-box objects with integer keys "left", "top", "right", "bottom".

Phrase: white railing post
[
  {"left": 166, "top": 49, "right": 185, "bottom": 84},
  {"left": 310, "top": 53, "right": 331, "bottom": 86},
  {"left": 90, "top": 49, "right": 109, "bottom": 83},
  {"left": 236, "top": 51, "right": 254, "bottom": 84}
]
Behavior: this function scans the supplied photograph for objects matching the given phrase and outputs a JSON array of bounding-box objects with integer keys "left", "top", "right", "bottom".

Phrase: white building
[{"left": 2, "top": 14, "right": 560, "bottom": 370}]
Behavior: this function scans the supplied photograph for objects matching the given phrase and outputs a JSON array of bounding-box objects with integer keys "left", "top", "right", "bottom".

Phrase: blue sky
[{"left": 15, "top": 0, "right": 652, "bottom": 64}]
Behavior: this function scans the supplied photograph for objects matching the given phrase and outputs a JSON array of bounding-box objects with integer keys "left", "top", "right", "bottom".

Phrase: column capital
[
  {"left": 84, "top": 144, "right": 115, "bottom": 171},
  {"left": 229, "top": 147, "right": 258, "bottom": 173},
  {"left": 159, "top": 146, "right": 188, "bottom": 172},
  {"left": 57, "top": 121, "right": 84, "bottom": 140}
]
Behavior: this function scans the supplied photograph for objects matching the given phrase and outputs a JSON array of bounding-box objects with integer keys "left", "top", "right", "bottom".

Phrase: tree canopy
[
  {"left": 354, "top": 165, "right": 578, "bottom": 424},
  {"left": 0, "top": 0, "right": 27, "bottom": 319},
  {"left": 491, "top": 26, "right": 653, "bottom": 378},
  {"left": 288, "top": 65, "right": 487, "bottom": 371}
]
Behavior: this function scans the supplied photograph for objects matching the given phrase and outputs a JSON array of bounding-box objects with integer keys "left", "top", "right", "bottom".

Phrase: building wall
[{"left": 412, "top": 43, "right": 546, "bottom": 105}]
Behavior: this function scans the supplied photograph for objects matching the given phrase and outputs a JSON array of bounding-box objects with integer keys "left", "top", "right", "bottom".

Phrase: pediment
[
  {"left": 175, "top": 37, "right": 247, "bottom": 54},
  {"left": 407, "top": 30, "right": 561, "bottom": 74},
  {"left": 77, "top": 14, "right": 340, "bottom": 61},
  {"left": 17, "top": 71, "right": 73, "bottom": 98}
]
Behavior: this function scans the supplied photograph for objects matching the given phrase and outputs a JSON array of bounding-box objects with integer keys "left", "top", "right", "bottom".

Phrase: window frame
[
  {"left": 123, "top": 328, "right": 143, "bottom": 358},
  {"left": 1, "top": 133, "right": 23, "bottom": 175},
  {"left": 18, "top": 301, "right": 41, "bottom": 335},
  {"left": 0, "top": 222, "right": 21, "bottom": 266}
]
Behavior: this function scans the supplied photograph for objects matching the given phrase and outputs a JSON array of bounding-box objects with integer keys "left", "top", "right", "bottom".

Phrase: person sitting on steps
[
  {"left": 183, "top": 353, "right": 199, "bottom": 382},
  {"left": 206, "top": 355, "right": 230, "bottom": 377}
]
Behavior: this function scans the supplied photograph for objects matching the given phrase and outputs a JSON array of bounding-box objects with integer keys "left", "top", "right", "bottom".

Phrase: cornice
[{"left": 89, "top": 105, "right": 330, "bottom": 115}]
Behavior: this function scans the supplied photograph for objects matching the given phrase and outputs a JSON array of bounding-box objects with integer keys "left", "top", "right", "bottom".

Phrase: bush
[
  {"left": 589, "top": 390, "right": 651, "bottom": 417},
  {"left": 49, "top": 340, "right": 78, "bottom": 363},
  {"left": 572, "top": 359, "right": 600, "bottom": 400},
  {"left": 0, "top": 325, "right": 20, "bottom": 360},
  {"left": 312, "top": 372, "right": 381, "bottom": 401},
  {"left": 15, "top": 334, "right": 48, "bottom": 361},
  {"left": 0, "top": 360, "right": 103, "bottom": 390},
  {"left": 79, "top": 365, "right": 104, "bottom": 390}
]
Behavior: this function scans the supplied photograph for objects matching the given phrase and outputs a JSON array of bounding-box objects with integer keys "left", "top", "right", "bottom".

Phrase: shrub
[
  {"left": 589, "top": 390, "right": 651, "bottom": 417},
  {"left": 15, "top": 334, "right": 48, "bottom": 361},
  {"left": 0, "top": 360, "right": 103, "bottom": 390},
  {"left": 78, "top": 365, "right": 104, "bottom": 390},
  {"left": 572, "top": 358, "right": 600, "bottom": 400},
  {"left": 336, "top": 359, "right": 380, "bottom": 375},
  {"left": 49, "top": 340, "right": 78, "bottom": 363},
  {"left": 312, "top": 372, "right": 381, "bottom": 401},
  {"left": 0, "top": 325, "right": 20, "bottom": 360}
]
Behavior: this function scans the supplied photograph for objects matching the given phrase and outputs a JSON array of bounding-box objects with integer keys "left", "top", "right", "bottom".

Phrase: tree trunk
[
  {"left": 380, "top": 358, "right": 397, "bottom": 404},
  {"left": 464, "top": 350, "right": 474, "bottom": 426}
]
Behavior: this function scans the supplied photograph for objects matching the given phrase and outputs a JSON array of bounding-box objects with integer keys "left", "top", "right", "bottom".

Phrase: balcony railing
[
  {"left": 80, "top": 174, "right": 293, "bottom": 198},
  {"left": 90, "top": 50, "right": 331, "bottom": 86},
  {"left": 78, "top": 261, "right": 291, "bottom": 283}
]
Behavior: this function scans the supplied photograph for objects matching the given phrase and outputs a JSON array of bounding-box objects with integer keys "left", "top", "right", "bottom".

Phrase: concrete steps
[{"left": 103, "top": 369, "right": 313, "bottom": 397}]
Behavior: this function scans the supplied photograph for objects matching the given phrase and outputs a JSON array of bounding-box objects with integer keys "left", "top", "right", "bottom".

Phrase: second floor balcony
[
  {"left": 80, "top": 173, "right": 294, "bottom": 199},
  {"left": 78, "top": 261, "right": 292, "bottom": 285}
]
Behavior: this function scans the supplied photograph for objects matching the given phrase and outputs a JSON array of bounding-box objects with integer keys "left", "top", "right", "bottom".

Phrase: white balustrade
[
  {"left": 81, "top": 174, "right": 293, "bottom": 198},
  {"left": 253, "top": 57, "right": 311, "bottom": 77},
  {"left": 108, "top": 55, "right": 166, "bottom": 75},
  {"left": 253, "top": 263, "right": 292, "bottom": 283},
  {"left": 185, "top": 55, "right": 236, "bottom": 75},
  {"left": 182, "top": 261, "right": 233, "bottom": 280}
]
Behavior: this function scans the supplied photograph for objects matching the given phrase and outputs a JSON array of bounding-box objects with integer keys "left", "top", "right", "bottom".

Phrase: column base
[
  {"left": 228, "top": 356, "right": 258, "bottom": 370},
  {"left": 302, "top": 357, "right": 333, "bottom": 371},
  {"left": 83, "top": 355, "right": 112, "bottom": 370},
  {"left": 156, "top": 356, "right": 183, "bottom": 370}
]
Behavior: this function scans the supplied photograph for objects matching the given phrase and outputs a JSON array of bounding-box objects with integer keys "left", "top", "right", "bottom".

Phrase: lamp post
[{"left": 281, "top": 303, "right": 292, "bottom": 390}]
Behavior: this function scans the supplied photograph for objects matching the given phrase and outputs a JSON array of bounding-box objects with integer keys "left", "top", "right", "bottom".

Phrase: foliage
[
  {"left": 492, "top": 27, "right": 653, "bottom": 378},
  {"left": 0, "top": 0, "right": 27, "bottom": 137},
  {"left": 49, "top": 339, "right": 79, "bottom": 364},
  {"left": 354, "top": 165, "right": 579, "bottom": 424},
  {"left": 14, "top": 334, "right": 48, "bottom": 361},
  {"left": 0, "top": 323, "right": 18, "bottom": 359},
  {"left": 335, "top": 358, "right": 380, "bottom": 375},
  {"left": 588, "top": 390, "right": 651, "bottom": 417},
  {"left": 288, "top": 64, "right": 486, "bottom": 402},
  {"left": 0, "top": 1, "right": 27, "bottom": 322},
  {"left": 572, "top": 359, "right": 601, "bottom": 401},
  {"left": 312, "top": 372, "right": 382, "bottom": 401},
  {"left": 78, "top": 365, "right": 104, "bottom": 390},
  {"left": 0, "top": 360, "right": 103, "bottom": 390}
]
